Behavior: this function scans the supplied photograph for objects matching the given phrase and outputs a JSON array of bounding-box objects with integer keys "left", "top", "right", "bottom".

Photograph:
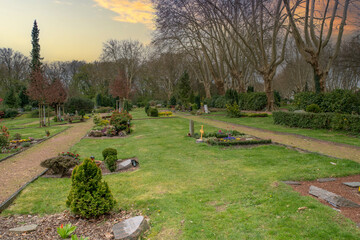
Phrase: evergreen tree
[
  {"left": 178, "top": 71, "right": 191, "bottom": 104},
  {"left": 4, "top": 88, "right": 19, "bottom": 108},
  {"left": 18, "top": 87, "right": 30, "bottom": 108},
  {"left": 30, "top": 20, "right": 42, "bottom": 72}
]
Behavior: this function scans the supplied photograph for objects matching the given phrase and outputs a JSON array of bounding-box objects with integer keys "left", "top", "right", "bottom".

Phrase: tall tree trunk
[
  {"left": 39, "top": 104, "right": 42, "bottom": 128},
  {"left": 215, "top": 78, "right": 225, "bottom": 95},
  {"left": 263, "top": 71, "right": 275, "bottom": 111}
]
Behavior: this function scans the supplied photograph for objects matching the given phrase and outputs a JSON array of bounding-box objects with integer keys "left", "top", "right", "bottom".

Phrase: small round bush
[
  {"left": 66, "top": 158, "right": 116, "bottom": 218},
  {"left": 105, "top": 155, "right": 117, "bottom": 172},
  {"left": 102, "top": 148, "right": 117, "bottom": 160},
  {"left": 149, "top": 108, "right": 159, "bottom": 117},
  {"left": 14, "top": 133, "right": 22, "bottom": 140},
  {"left": 306, "top": 104, "right": 322, "bottom": 113}
]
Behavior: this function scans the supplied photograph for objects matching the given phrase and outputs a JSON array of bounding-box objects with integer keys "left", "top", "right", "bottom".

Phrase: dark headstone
[
  {"left": 113, "top": 216, "right": 149, "bottom": 240},
  {"left": 189, "top": 120, "right": 194, "bottom": 137},
  {"left": 317, "top": 178, "right": 336, "bottom": 183},
  {"left": 282, "top": 181, "right": 301, "bottom": 185},
  {"left": 309, "top": 185, "right": 360, "bottom": 208},
  {"left": 343, "top": 182, "right": 360, "bottom": 188}
]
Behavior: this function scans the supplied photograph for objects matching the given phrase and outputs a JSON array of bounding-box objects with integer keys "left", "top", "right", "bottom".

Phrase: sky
[{"left": 0, "top": 0, "right": 155, "bottom": 62}]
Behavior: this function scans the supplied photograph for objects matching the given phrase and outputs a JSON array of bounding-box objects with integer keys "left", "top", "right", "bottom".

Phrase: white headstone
[{"left": 204, "top": 105, "right": 209, "bottom": 114}]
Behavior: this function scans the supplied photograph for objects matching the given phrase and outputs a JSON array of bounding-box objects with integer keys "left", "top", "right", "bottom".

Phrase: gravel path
[
  {"left": 0, "top": 120, "right": 94, "bottom": 204},
  {"left": 179, "top": 114, "right": 360, "bottom": 163}
]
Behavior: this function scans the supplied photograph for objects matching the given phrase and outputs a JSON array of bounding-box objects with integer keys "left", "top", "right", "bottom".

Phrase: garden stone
[
  {"left": 343, "top": 182, "right": 360, "bottom": 188},
  {"left": 9, "top": 224, "right": 37, "bottom": 233},
  {"left": 309, "top": 185, "right": 360, "bottom": 208},
  {"left": 116, "top": 160, "right": 132, "bottom": 171},
  {"left": 317, "top": 178, "right": 336, "bottom": 183},
  {"left": 112, "top": 216, "right": 149, "bottom": 240},
  {"left": 282, "top": 181, "right": 301, "bottom": 185}
]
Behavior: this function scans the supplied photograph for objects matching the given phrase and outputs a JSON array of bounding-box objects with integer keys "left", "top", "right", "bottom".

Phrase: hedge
[
  {"left": 294, "top": 90, "right": 360, "bottom": 114},
  {"left": 273, "top": 111, "right": 360, "bottom": 134},
  {"left": 207, "top": 139, "right": 272, "bottom": 146}
]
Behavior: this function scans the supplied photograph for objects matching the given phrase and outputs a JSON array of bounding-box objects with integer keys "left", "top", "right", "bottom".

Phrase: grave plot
[
  {"left": 285, "top": 174, "right": 360, "bottom": 224},
  {"left": 188, "top": 120, "right": 271, "bottom": 146}
]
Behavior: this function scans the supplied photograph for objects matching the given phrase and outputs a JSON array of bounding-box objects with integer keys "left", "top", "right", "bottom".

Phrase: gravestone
[
  {"left": 9, "top": 224, "right": 37, "bottom": 233},
  {"left": 112, "top": 216, "right": 149, "bottom": 240},
  {"left": 309, "top": 185, "right": 360, "bottom": 208},
  {"left": 116, "top": 160, "right": 132, "bottom": 171},
  {"left": 189, "top": 120, "right": 194, "bottom": 137},
  {"left": 343, "top": 182, "right": 360, "bottom": 188},
  {"left": 204, "top": 105, "right": 209, "bottom": 114}
]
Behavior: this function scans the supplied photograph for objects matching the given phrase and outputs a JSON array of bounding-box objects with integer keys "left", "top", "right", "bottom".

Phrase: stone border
[
  {"left": 84, "top": 135, "right": 129, "bottom": 140},
  {"left": 0, "top": 127, "right": 70, "bottom": 164},
  {"left": 0, "top": 168, "right": 48, "bottom": 213}
]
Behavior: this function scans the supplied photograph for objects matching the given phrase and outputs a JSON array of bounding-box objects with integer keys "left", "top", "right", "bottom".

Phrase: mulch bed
[
  {"left": 290, "top": 174, "right": 360, "bottom": 223},
  {"left": 0, "top": 210, "right": 141, "bottom": 240}
]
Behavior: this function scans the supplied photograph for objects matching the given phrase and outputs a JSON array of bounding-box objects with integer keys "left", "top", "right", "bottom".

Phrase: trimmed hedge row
[
  {"left": 273, "top": 111, "right": 360, "bottom": 134},
  {"left": 207, "top": 139, "right": 272, "bottom": 146},
  {"left": 294, "top": 90, "right": 360, "bottom": 114}
]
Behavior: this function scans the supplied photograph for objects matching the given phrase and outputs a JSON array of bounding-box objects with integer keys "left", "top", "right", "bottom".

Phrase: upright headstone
[
  {"left": 189, "top": 120, "right": 194, "bottom": 136},
  {"left": 204, "top": 105, "right": 209, "bottom": 114}
]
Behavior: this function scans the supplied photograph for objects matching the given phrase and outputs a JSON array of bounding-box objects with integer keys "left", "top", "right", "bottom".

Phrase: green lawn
[
  {"left": 3, "top": 109, "right": 360, "bottom": 239},
  {"left": 203, "top": 113, "right": 360, "bottom": 148}
]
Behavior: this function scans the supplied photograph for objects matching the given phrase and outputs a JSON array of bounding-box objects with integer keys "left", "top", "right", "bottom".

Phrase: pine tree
[
  {"left": 178, "top": 71, "right": 191, "bottom": 104},
  {"left": 30, "top": 20, "right": 42, "bottom": 72},
  {"left": 4, "top": 88, "right": 19, "bottom": 108}
]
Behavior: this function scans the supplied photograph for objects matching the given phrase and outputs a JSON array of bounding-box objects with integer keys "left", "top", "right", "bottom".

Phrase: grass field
[
  {"left": 203, "top": 112, "right": 360, "bottom": 148},
  {"left": 2, "top": 109, "right": 360, "bottom": 239}
]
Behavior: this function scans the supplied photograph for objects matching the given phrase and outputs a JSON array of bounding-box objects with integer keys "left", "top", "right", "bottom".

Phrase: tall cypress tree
[{"left": 30, "top": 20, "right": 42, "bottom": 72}]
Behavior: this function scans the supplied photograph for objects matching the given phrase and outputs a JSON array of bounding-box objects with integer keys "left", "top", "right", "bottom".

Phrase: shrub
[
  {"left": 245, "top": 113, "right": 269, "bottom": 117},
  {"left": 306, "top": 104, "right": 322, "bottom": 113},
  {"left": 149, "top": 107, "right": 159, "bottom": 117},
  {"left": 98, "top": 119, "right": 109, "bottom": 127},
  {"left": 40, "top": 156, "right": 79, "bottom": 176},
  {"left": 93, "top": 114, "right": 101, "bottom": 125},
  {"left": 145, "top": 103, "right": 150, "bottom": 114},
  {"left": 21, "top": 142, "right": 31, "bottom": 148},
  {"left": 170, "top": 96, "right": 177, "bottom": 106},
  {"left": 66, "top": 158, "right": 116, "bottom": 218},
  {"left": 102, "top": 148, "right": 117, "bottom": 160},
  {"left": 158, "top": 111, "right": 173, "bottom": 117},
  {"left": 225, "top": 89, "right": 239, "bottom": 104},
  {"left": 191, "top": 103, "right": 198, "bottom": 110},
  {"left": 2, "top": 109, "right": 19, "bottom": 118},
  {"left": 110, "top": 111, "right": 132, "bottom": 133},
  {"left": 105, "top": 155, "right": 117, "bottom": 172},
  {"left": 238, "top": 92, "right": 267, "bottom": 111},
  {"left": 65, "top": 97, "right": 94, "bottom": 114},
  {"left": 273, "top": 111, "right": 360, "bottom": 134},
  {"left": 214, "top": 96, "right": 227, "bottom": 108},
  {"left": 13, "top": 133, "right": 22, "bottom": 140},
  {"left": 0, "top": 126, "right": 10, "bottom": 149},
  {"left": 95, "top": 107, "right": 114, "bottom": 113},
  {"left": 226, "top": 103, "right": 241, "bottom": 118}
]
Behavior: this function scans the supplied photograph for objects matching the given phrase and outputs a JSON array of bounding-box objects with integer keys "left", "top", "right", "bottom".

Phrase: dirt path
[
  {"left": 0, "top": 120, "right": 94, "bottom": 204},
  {"left": 178, "top": 114, "right": 360, "bottom": 163}
]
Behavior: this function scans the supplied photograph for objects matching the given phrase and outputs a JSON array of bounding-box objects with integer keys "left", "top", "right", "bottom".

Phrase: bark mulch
[
  {"left": 0, "top": 210, "right": 142, "bottom": 240},
  {"left": 290, "top": 174, "right": 360, "bottom": 224}
]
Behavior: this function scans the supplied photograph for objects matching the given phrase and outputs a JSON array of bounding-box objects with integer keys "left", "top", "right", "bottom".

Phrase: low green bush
[
  {"left": 110, "top": 111, "right": 132, "bottom": 132},
  {"left": 214, "top": 96, "right": 227, "bottom": 108},
  {"left": 40, "top": 156, "right": 79, "bottom": 176},
  {"left": 207, "top": 139, "right": 272, "bottom": 146},
  {"left": 148, "top": 107, "right": 159, "bottom": 117},
  {"left": 66, "top": 158, "right": 116, "bottom": 218},
  {"left": 102, "top": 148, "right": 117, "bottom": 160},
  {"left": 273, "top": 111, "right": 360, "bottom": 134},
  {"left": 105, "top": 155, "right": 117, "bottom": 172},
  {"left": 95, "top": 107, "right": 114, "bottom": 113},
  {"left": 238, "top": 92, "right": 268, "bottom": 111},
  {"left": 245, "top": 113, "right": 269, "bottom": 117},
  {"left": 306, "top": 104, "right": 322, "bottom": 113},
  {"left": 226, "top": 103, "right": 241, "bottom": 118}
]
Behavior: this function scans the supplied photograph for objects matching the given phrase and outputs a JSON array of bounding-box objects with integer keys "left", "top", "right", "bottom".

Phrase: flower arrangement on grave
[
  {"left": 0, "top": 125, "right": 10, "bottom": 150},
  {"left": 60, "top": 151, "right": 80, "bottom": 161},
  {"left": 10, "top": 138, "right": 32, "bottom": 144}
]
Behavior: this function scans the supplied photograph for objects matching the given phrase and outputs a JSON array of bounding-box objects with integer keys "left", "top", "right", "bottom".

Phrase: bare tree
[{"left": 283, "top": 0, "right": 351, "bottom": 92}]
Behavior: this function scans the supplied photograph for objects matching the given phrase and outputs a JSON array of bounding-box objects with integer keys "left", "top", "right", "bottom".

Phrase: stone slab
[
  {"left": 343, "top": 182, "right": 360, "bottom": 188},
  {"left": 317, "top": 178, "right": 336, "bottom": 183},
  {"left": 9, "top": 224, "right": 37, "bottom": 233},
  {"left": 309, "top": 185, "right": 360, "bottom": 208},
  {"left": 196, "top": 139, "right": 204, "bottom": 143},
  {"left": 116, "top": 160, "right": 132, "bottom": 171},
  {"left": 282, "top": 181, "right": 301, "bottom": 185},
  {"left": 113, "top": 216, "right": 149, "bottom": 240}
]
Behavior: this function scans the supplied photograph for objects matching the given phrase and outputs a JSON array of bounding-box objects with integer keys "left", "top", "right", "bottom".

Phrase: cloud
[
  {"left": 93, "top": 0, "right": 155, "bottom": 29},
  {"left": 53, "top": 0, "right": 73, "bottom": 5}
]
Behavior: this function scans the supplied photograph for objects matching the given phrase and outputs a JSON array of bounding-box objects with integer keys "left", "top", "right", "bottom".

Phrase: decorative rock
[
  {"left": 309, "top": 185, "right": 360, "bottom": 208},
  {"left": 282, "top": 181, "right": 301, "bottom": 185},
  {"left": 343, "top": 182, "right": 360, "bottom": 188},
  {"left": 9, "top": 224, "right": 38, "bottom": 233},
  {"left": 112, "top": 216, "right": 149, "bottom": 240},
  {"left": 317, "top": 178, "right": 336, "bottom": 183},
  {"left": 116, "top": 160, "right": 132, "bottom": 171}
]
